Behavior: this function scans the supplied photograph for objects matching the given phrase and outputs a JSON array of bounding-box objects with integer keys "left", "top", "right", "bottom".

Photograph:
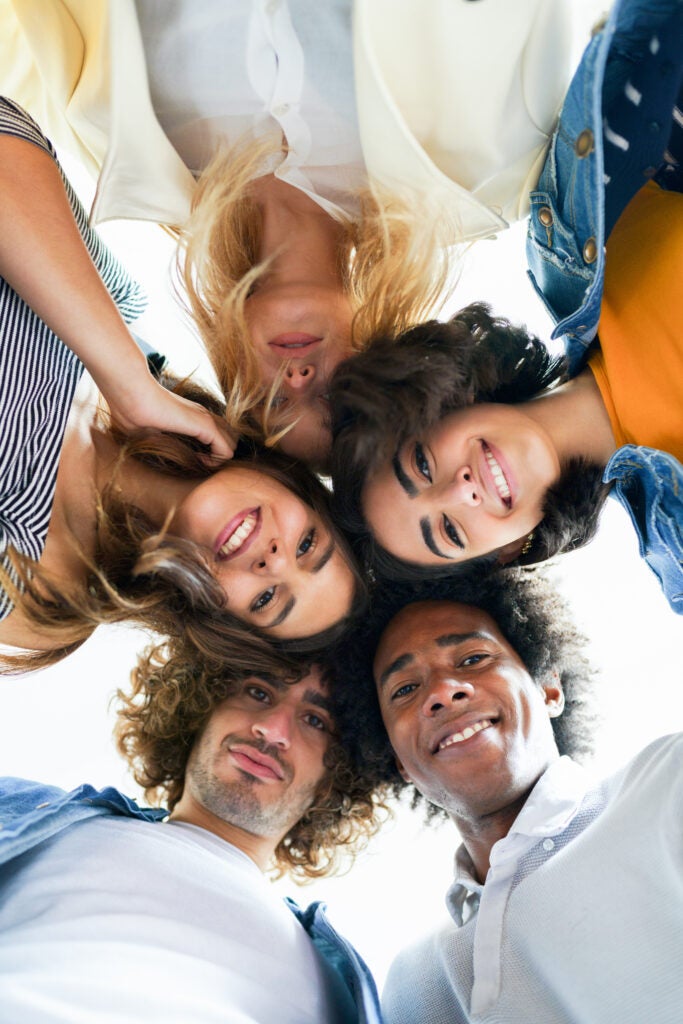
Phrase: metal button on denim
[
  {"left": 583, "top": 237, "right": 597, "bottom": 263},
  {"left": 574, "top": 129, "right": 594, "bottom": 157},
  {"left": 538, "top": 206, "right": 553, "bottom": 227}
]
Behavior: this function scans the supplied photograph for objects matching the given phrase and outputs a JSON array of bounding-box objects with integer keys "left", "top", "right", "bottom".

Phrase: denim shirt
[
  {"left": 0, "top": 777, "right": 383, "bottom": 1024},
  {"left": 525, "top": 0, "right": 683, "bottom": 614}
]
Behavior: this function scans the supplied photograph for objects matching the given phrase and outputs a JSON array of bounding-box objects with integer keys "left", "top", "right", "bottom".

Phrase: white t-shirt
[
  {"left": 135, "top": 0, "right": 366, "bottom": 222},
  {"left": 0, "top": 816, "right": 354, "bottom": 1023}
]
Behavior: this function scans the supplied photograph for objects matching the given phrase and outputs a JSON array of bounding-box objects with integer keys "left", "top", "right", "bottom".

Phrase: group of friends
[{"left": 0, "top": 0, "right": 681, "bottom": 1021}]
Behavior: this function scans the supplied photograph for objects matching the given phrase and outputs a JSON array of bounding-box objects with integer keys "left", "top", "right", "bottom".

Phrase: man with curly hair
[
  {"left": 0, "top": 649, "right": 383, "bottom": 1023},
  {"left": 331, "top": 570, "right": 683, "bottom": 1023}
]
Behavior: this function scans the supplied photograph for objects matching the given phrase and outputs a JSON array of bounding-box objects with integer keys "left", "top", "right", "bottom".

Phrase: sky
[{"left": 1, "top": 165, "right": 681, "bottom": 988}]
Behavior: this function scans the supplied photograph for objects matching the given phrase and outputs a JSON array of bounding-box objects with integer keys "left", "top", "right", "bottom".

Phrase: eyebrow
[
  {"left": 392, "top": 453, "right": 418, "bottom": 498},
  {"left": 264, "top": 595, "right": 296, "bottom": 630},
  {"left": 303, "top": 689, "right": 333, "bottom": 714},
  {"left": 312, "top": 539, "right": 335, "bottom": 574},
  {"left": 378, "top": 652, "right": 415, "bottom": 688},
  {"left": 378, "top": 631, "right": 492, "bottom": 687},
  {"left": 420, "top": 517, "right": 449, "bottom": 559}
]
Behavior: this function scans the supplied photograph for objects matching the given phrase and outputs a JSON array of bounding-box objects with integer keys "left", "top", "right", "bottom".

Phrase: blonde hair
[{"left": 180, "top": 136, "right": 457, "bottom": 444}]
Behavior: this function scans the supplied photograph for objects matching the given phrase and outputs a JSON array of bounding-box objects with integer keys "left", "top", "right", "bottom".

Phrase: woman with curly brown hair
[{"left": 0, "top": 99, "right": 362, "bottom": 673}]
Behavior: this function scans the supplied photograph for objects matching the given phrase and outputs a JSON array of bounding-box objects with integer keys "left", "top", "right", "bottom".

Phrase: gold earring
[{"left": 521, "top": 530, "right": 535, "bottom": 556}]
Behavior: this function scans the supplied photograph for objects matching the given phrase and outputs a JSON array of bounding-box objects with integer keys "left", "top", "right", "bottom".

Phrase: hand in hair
[{"left": 104, "top": 369, "right": 237, "bottom": 460}]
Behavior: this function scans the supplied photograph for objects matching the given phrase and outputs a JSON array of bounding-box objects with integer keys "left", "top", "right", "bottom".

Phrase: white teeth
[
  {"left": 219, "top": 513, "right": 257, "bottom": 556},
  {"left": 438, "top": 719, "right": 493, "bottom": 750},
  {"left": 484, "top": 448, "right": 511, "bottom": 500}
]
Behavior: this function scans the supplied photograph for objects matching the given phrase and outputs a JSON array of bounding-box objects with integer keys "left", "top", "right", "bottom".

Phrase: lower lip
[
  {"left": 230, "top": 750, "right": 281, "bottom": 781},
  {"left": 482, "top": 440, "right": 516, "bottom": 509},
  {"left": 214, "top": 507, "right": 260, "bottom": 559},
  {"left": 268, "top": 334, "right": 322, "bottom": 356}
]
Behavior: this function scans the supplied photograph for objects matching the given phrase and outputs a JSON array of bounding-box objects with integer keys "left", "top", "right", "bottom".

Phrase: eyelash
[
  {"left": 250, "top": 587, "right": 276, "bottom": 614},
  {"left": 249, "top": 528, "right": 318, "bottom": 614},
  {"left": 297, "top": 527, "right": 317, "bottom": 558},
  {"left": 443, "top": 514, "right": 464, "bottom": 550},
  {"left": 246, "top": 686, "right": 328, "bottom": 731},
  {"left": 414, "top": 442, "right": 432, "bottom": 482}
]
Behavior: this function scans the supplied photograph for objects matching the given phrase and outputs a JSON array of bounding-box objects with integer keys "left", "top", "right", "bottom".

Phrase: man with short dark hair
[
  {"left": 0, "top": 652, "right": 383, "bottom": 1023},
  {"left": 333, "top": 571, "right": 683, "bottom": 1024}
]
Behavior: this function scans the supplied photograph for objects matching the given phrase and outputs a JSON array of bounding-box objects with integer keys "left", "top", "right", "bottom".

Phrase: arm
[{"left": 0, "top": 132, "right": 234, "bottom": 458}]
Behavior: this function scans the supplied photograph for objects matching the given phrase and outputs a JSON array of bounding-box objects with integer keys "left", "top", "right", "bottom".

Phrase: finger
[{"left": 193, "top": 414, "right": 236, "bottom": 459}]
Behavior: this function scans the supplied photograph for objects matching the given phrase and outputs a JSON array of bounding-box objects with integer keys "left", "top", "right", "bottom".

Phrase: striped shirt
[{"left": 0, "top": 98, "right": 146, "bottom": 620}]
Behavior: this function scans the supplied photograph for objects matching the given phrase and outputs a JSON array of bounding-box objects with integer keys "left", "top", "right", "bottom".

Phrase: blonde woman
[
  {"left": 0, "top": 100, "right": 361, "bottom": 674},
  {"left": 3, "top": 0, "right": 580, "bottom": 466}
]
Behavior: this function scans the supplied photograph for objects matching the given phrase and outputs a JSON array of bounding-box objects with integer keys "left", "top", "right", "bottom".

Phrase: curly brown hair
[{"left": 115, "top": 641, "right": 389, "bottom": 882}]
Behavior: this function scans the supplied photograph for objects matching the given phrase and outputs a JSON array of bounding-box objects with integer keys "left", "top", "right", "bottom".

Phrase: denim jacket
[
  {"left": 526, "top": 0, "right": 683, "bottom": 614},
  {"left": 0, "top": 777, "right": 383, "bottom": 1024}
]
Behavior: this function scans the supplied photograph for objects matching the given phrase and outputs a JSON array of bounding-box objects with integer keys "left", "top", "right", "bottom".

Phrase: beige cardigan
[{"left": 1, "top": 0, "right": 576, "bottom": 238}]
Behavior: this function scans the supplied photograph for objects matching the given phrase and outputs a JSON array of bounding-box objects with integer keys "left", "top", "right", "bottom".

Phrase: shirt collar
[{"left": 446, "top": 757, "right": 590, "bottom": 926}]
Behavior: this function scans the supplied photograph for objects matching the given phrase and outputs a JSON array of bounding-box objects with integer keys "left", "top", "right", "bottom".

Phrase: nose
[
  {"left": 440, "top": 466, "right": 481, "bottom": 507},
  {"left": 252, "top": 706, "right": 292, "bottom": 749},
  {"left": 422, "top": 673, "right": 474, "bottom": 717},
  {"left": 252, "top": 538, "right": 289, "bottom": 575},
  {"left": 284, "top": 363, "right": 316, "bottom": 391}
]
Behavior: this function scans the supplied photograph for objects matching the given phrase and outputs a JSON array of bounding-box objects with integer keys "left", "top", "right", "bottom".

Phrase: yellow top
[{"left": 590, "top": 181, "right": 683, "bottom": 462}]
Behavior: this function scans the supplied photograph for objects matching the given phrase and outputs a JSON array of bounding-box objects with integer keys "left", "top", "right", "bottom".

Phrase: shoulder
[{"left": 382, "top": 921, "right": 469, "bottom": 1024}]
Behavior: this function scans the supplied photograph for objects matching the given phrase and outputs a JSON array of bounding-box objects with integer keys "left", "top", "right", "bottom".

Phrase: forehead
[{"left": 373, "top": 601, "right": 514, "bottom": 678}]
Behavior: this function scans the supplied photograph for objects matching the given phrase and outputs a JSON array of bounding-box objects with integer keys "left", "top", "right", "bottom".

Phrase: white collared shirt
[{"left": 383, "top": 734, "right": 683, "bottom": 1024}]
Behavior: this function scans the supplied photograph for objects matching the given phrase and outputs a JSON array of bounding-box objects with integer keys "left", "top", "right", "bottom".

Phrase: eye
[
  {"left": 460, "top": 653, "right": 489, "bottom": 667},
  {"left": 251, "top": 587, "right": 276, "bottom": 613},
  {"left": 270, "top": 393, "right": 288, "bottom": 410},
  {"left": 246, "top": 684, "right": 271, "bottom": 703},
  {"left": 391, "top": 681, "right": 418, "bottom": 701},
  {"left": 414, "top": 442, "right": 432, "bottom": 482},
  {"left": 297, "top": 528, "right": 317, "bottom": 557},
  {"left": 443, "top": 514, "right": 464, "bottom": 550},
  {"left": 304, "top": 712, "right": 329, "bottom": 732}
]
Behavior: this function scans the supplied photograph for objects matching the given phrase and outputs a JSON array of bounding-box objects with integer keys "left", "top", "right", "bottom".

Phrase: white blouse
[{"left": 135, "top": 0, "right": 366, "bottom": 221}]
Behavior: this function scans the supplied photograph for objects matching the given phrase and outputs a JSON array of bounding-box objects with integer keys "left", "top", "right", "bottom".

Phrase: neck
[
  {"left": 452, "top": 794, "right": 530, "bottom": 884},
  {"left": 521, "top": 368, "right": 617, "bottom": 467},
  {"left": 168, "top": 796, "right": 277, "bottom": 871},
  {"left": 253, "top": 174, "right": 346, "bottom": 290}
]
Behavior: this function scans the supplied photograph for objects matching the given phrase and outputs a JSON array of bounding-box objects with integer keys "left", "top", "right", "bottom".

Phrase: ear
[
  {"left": 496, "top": 536, "right": 527, "bottom": 565},
  {"left": 542, "top": 671, "right": 565, "bottom": 718},
  {"left": 394, "top": 755, "right": 412, "bottom": 785}
]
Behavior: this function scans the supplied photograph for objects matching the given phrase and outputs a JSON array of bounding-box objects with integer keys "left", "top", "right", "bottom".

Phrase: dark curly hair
[
  {"left": 328, "top": 303, "right": 611, "bottom": 578},
  {"left": 327, "top": 568, "right": 598, "bottom": 815},
  {"left": 115, "top": 640, "right": 388, "bottom": 882}
]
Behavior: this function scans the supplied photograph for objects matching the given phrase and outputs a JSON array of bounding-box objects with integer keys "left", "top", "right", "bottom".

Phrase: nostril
[
  {"left": 453, "top": 692, "right": 467, "bottom": 701},
  {"left": 301, "top": 368, "right": 310, "bottom": 377}
]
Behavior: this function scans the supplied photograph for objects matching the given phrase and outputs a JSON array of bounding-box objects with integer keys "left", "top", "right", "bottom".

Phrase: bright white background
[{"left": 1, "top": 2, "right": 681, "bottom": 987}]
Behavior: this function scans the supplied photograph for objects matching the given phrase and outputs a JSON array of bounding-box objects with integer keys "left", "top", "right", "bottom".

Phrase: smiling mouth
[
  {"left": 482, "top": 441, "right": 512, "bottom": 509},
  {"left": 434, "top": 717, "right": 497, "bottom": 753},
  {"left": 216, "top": 509, "right": 261, "bottom": 560}
]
